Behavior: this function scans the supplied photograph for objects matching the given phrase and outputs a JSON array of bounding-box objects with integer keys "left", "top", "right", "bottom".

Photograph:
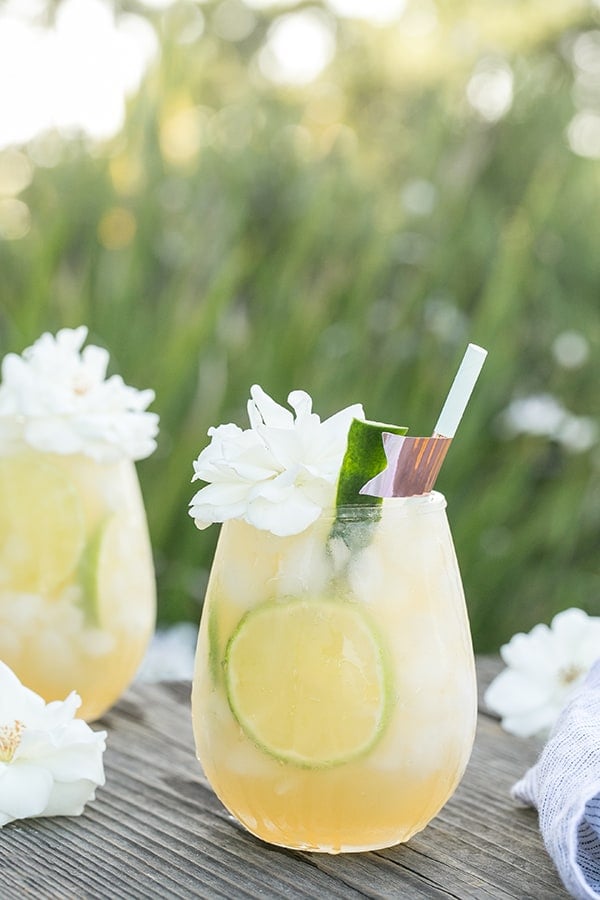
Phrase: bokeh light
[
  {"left": 466, "top": 59, "right": 514, "bottom": 122},
  {"left": 325, "top": 0, "right": 406, "bottom": 24},
  {"left": 259, "top": 10, "right": 337, "bottom": 85},
  {"left": 0, "top": 198, "right": 31, "bottom": 240},
  {"left": 0, "top": 150, "right": 34, "bottom": 197},
  {"left": 567, "top": 110, "right": 600, "bottom": 158},
  {"left": 0, "top": 0, "right": 158, "bottom": 148}
]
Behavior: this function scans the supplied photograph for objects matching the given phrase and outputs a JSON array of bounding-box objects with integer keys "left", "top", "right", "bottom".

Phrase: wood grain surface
[{"left": 0, "top": 658, "right": 568, "bottom": 899}]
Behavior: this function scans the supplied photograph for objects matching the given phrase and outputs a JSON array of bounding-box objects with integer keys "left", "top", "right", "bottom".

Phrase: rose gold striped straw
[{"left": 360, "top": 343, "right": 488, "bottom": 498}]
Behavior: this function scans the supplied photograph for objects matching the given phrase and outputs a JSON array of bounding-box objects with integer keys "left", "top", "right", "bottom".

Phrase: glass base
[{"left": 237, "top": 818, "right": 419, "bottom": 854}]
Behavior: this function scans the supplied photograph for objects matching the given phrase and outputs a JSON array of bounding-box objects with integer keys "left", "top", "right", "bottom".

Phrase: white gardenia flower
[
  {"left": 484, "top": 608, "right": 600, "bottom": 739},
  {"left": 0, "top": 326, "right": 159, "bottom": 462},
  {"left": 0, "top": 661, "right": 106, "bottom": 828},
  {"left": 189, "top": 384, "right": 364, "bottom": 537}
]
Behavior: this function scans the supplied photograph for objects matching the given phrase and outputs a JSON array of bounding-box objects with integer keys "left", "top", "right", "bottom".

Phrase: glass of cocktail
[
  {"left": 189, "top": 382, "right": 479, "bottom": 853},
  {"left": 0, "top": 327, "right": 158, "bottom": 721}
]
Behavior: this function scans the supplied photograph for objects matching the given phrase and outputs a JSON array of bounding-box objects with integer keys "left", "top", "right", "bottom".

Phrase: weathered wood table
[{"left": 1, "top": 658, "right": 569, "bottom": 899}]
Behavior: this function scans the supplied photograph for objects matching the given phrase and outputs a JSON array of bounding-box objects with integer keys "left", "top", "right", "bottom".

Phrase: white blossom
[
  {"left": 0, "top": 660, "right": 106, "bottom": 828},
  {"left": 0, "top": 326, "right": 159, "bottom": 462},
  {"left": 189, "top": 384, "right": 364, "bottom": 537},
  {"left": 484, "top": 608, "right": 600, "bottom": 739}
]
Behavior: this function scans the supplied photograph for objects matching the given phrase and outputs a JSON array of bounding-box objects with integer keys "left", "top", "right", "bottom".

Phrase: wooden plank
[{"left": 0, "top": 660, "right": 567, "bottom": 899}]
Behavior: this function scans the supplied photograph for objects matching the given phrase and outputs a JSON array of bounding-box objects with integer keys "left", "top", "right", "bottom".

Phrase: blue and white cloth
[{"left": 513, "top": 659, "right": 600, "bottom": 899}]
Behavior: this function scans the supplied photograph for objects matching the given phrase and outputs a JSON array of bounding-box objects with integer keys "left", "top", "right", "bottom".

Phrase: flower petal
[
  {"left": 41, "top": 735, "right": 106, "bottom": 786},
  {"left": 500, "top": 704, "right": 558, "bottom": 739},
  {"left": 248, "top": 384, "right": 293, "bottom": 429},
  {"left": 189, "top": 385, "right": 361, "bottom": 535},
  {"left": 0, "top": 327, "right": 158, "bottom": 461},
  {"left": 484, "top": 669, "right": 551, "bottom": 717},
  {"left": 246, "top": 486, "right": 321, "bottom": 536},
  {"left": 41, "top": 778, "right": 100, "bottom": 818},
  {"left": 491, "top": 608, "right": 600, "bottom": 739},
  {"left": 256, "top": 426, "right": 303, "bottom": 471},
  {"left": 500, "top": 626, "right": 557, "bottom": 682},
  {"left": 192, "top": 425, "right": 272, "bottom": 483},
  {"left": 0, "top": 661, "right": 106, "bottom": 827},
  {"left": 0, "top": 660, "right": 46, "bottom": 724},
  {"left": 0, "top": 763, "right": 53, "bottom": 820},
  {"left": 190, "top": 482, "right": 250, "bottom": 507},
  {"left": 287, "top": 390, "right": 317, "bottom": 426},
  {"left": 551, "top": 608, "right": 600, "bottom": 664}
]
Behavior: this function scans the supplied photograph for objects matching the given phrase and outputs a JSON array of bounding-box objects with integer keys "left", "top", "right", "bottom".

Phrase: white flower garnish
[
  {"left": 0, "top": 326, "right": 159, "bottom": 462},
  {"left": 484, "top": 608, "right": 600, "bottom": 739},
  {"left": 0, "top": 660, "right": 106, "bottom": 828},
  {"left": 189, "top": 384, "right": 364, "bottom": 537}
]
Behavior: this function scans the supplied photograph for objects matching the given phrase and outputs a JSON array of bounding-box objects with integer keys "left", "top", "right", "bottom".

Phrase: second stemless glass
[
  {"left": 192, "top": 491, "right": 477, "bottom": 853},
  {"left": 0, "top": 433, "right": 156, "bottom": 721}
]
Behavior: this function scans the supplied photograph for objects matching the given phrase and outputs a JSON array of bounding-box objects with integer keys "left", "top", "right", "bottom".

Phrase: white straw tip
[
  {"left": 467, "top": 343, "right": 488, "bottom": 361},
  {"left": 434, "top": 343, "right": 488, "bottom": 439}
]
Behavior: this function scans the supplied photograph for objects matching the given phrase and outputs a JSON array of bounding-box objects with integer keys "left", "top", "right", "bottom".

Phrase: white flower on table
[
  {"left": 189, "top": 384, "right": 364, "bottom": 537},
  {"left": 484, "top": 608, "right": 600, "bottom": 739},
  {"left": 0, "top": 660, "right": 106, "bottom": 828},
  {"left": 0, "top": 326, "right": 159, "bottom": 462}
]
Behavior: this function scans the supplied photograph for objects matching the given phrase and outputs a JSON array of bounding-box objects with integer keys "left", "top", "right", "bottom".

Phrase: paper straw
[{"left": 434, "top": 343, "right": 488, "bottom": 439}]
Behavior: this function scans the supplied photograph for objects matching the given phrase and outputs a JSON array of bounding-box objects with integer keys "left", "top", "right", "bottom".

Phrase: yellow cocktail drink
[
  {"left": 0, "top": 326, "right": 159, "bottom": 721},
  {"left": 192, "top": 493, "right": 476, "bottom": 852},
  {"left": 0, "top": 444, "right": 156, "bottom": 721}
]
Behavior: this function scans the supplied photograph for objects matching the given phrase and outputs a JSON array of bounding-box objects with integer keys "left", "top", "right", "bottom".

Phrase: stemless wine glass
[
  {"left": 0, "top": 428, "right": 156, "bottom": 721},
  {"left": 191, "top": 491, "right": 477, "bottom": 853}
]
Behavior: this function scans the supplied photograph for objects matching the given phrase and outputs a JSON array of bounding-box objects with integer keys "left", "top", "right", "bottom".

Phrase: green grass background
[{"left": 0, "top": 0, "right": 598, "bottom": 650}]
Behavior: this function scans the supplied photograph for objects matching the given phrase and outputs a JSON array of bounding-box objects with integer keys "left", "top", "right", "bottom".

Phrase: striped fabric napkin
[{"left": 512, "top": 658, "right": 600, "bottom": 899}]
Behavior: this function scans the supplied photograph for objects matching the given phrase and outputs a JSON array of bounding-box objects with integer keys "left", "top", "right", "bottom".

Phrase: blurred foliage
[{"left": 0, "top": 0, "right": 599, "bottom": 651}]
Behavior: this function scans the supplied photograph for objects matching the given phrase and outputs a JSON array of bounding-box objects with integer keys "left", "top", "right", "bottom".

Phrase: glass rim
[{"left": 322, "top": 491, "right": 447, "bottom": 520}]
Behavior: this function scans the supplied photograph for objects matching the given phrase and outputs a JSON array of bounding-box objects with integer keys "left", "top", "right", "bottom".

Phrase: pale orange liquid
[
  {"left": 0, "top": 449, "right": 156, "bottom": 720},
  {"left": 192, "top": 496, "right": 477, "bottom": 852}
]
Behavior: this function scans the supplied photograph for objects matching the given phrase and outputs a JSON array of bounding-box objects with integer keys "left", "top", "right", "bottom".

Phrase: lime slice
[
  {"left": 78, "top": 522, "right": 106, "bottom": 624},
  {"left": 0, "top": 455, "right": 85, "bottom": 593},
  {"left": 80, "top": 514, "right": 155, "bottom": 629},
  {"left": 224, "top": 598, "right": 390, "bottom": 768},
  {"left": 207, "top": 601, "right": 221, "bottom": 684},
  {"left": 335, "top": 418, "right": 408, "bottom": 508}
]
